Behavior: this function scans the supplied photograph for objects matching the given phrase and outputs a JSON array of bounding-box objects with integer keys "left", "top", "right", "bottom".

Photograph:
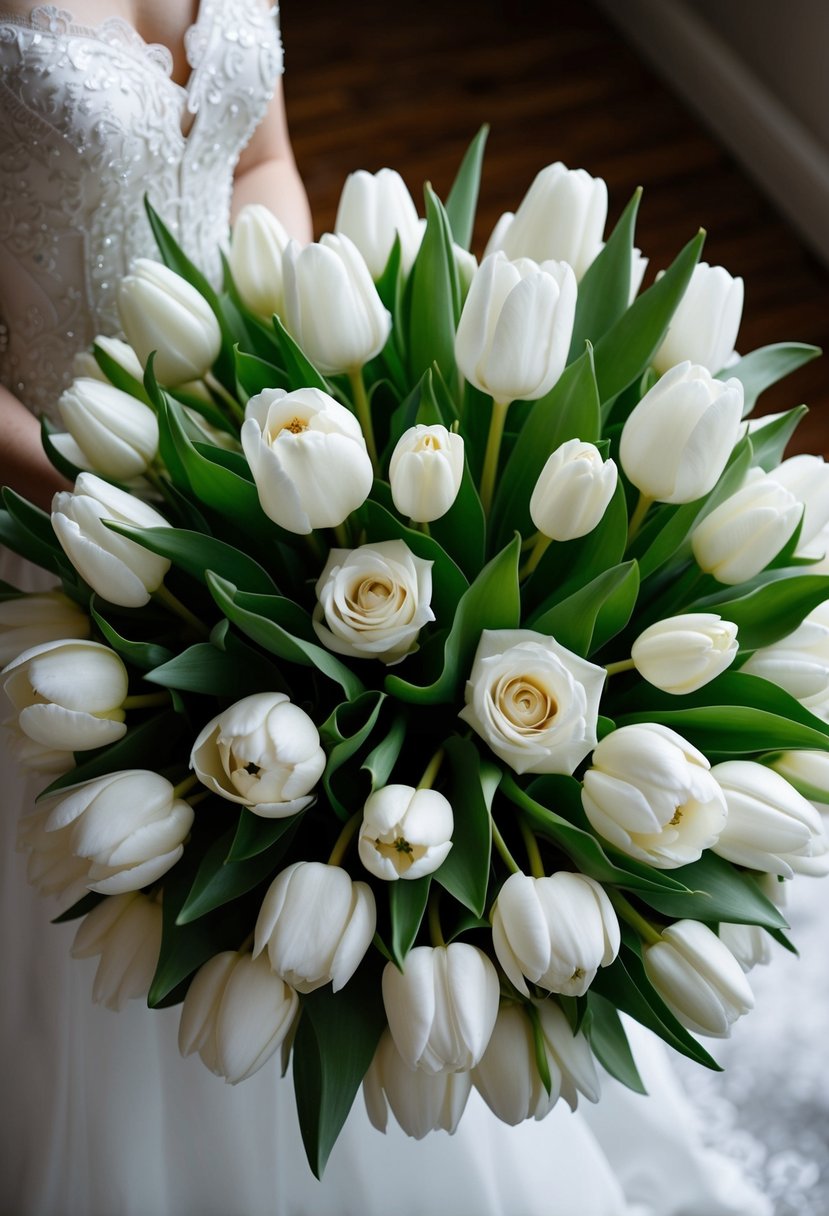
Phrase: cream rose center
[{"left": 497, "top": 674, "right": 558, "bottom": 733}]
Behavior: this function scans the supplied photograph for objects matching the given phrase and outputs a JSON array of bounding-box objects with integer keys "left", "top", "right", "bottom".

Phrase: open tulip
[
  {"left": 719, "top": 922, "right": 773, "bottom": 972},
  {"left": 652, "top": 262, "right": 744, "bottom": 375},
  {"left": 691, "top": 470, "right": 803, "bottom": 585},
  {"left": 741, "top": 601, "right": 829, "bottom": 721},
  {"left": 381, "top": 943, "right": 499, "bottom": 1074},
  {"left": 620, "top": 362, "right": 743, "bottom": 504},
  {"left": 581, "top": 722, "right": 727, "bottom": 868},
  {"left": 241, "top": 386, "right": 373, "bottom": 534},
  {"left": 643, "top": 920, "right": 754, "bottom": 1038},
  {"left": 71, "top": 891, "right": 162, "bottom": 1011},
  {"left": 358, "top": 784, "right": 453, "bottom": 881},
  {"left": 52, "top": 473, "right": 172, "bottom": 607},
  {"left": 117, "top": 258, "right": 222, "bottom": 385},
  {"left": 254, "top": 861, "right": 376, "bottom": 993},
  {"left": 229, "top": 203, "right": 291, "bottom": 319},
  {"left": 335, "top": 167, "right": 424, "bottom": 279},
  {"left": 767, "top": 454, "right": 829, "bottom": 556},
  {"left": 179, "top": 950, "right": 298, "bottom": 1084},
  {"left": 363, "top": 1029, "right": 472, "bottom": 1139},
  {"left": 389, "top": 424, "right": 464, "bottom": 523},
  {"left": 529, "top": 439, "right": 617, "bottom": 541},
  {"left": 190, "top": 692, "right": 325, "bottom": 819},
  {"left": 631, "top": 613, "right": 739, "bottom": 695},
  {"left": 58, "top": 377, "right": 159, "bottom": 480},
  {"left": 0, "top": 590, "right": 89, "bottom": 666}
]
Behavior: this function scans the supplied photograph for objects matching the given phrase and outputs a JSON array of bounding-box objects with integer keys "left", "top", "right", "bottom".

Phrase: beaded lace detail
[{"left": 0, "top": 1, "right": 283, "bottom": 418}]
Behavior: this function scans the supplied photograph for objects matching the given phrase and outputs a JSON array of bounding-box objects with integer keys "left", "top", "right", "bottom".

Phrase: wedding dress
[{"left": 0, "top": 5, "right": 777, "bottom": 1215}]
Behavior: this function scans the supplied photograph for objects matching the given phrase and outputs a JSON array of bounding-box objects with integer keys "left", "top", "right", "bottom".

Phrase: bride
[{"left": 0, "top": 3, "right": 777, "bottom": 1213}]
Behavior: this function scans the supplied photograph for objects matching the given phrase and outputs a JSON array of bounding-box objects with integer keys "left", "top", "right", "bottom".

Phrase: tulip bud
[
  {"left": 358, "top": 784, "right": 453, "bottom": 881},
  {"left": 117, "top": 258, "right": 222, "bottom": 386},
  {"left": 581, "top": 722, "right": 727, "bottom": 868},
  {"left": 18, "top": 805, "right": 91, "bottom": 903},
  {"left": 766, "top": 454, "right": 829, "bottom": 555},
  {"left": 389, "top": 424, "right": 464, "bottom": 523},
  {"left": 529, "top": 439, "right": 617, "bottom": 541},
  {"left": 58, "top": 377, "right": 159, "bottom": 480},
  {"left": 643, "top": 920, "right": 754, "bottom": 1038},
  {"left": 190, "top": 692, "right": 326, "bottom": 818},
  {"left": 710, "top": 760, "right": 829, "bottom": 878},
  {"left": 52, "top": 472, "right": 172, "bottom": 608},
  {"left": 229, "top": 203, "right": 291, "bottom": 318},
  {"left": 254, "top": 861, "right": 376, "bottom": 993},
  {"left": 741, "top": 601, "right": 829, "bottom": 720},
  {"left": 282, "top": 234, "right": 391, "bottom": 374},
  {"left": 652, "top": 262, "right": 744, "bottom": 375},
  {"left": 719, "top": 922, "right": 773, "bottom": 972},
  {"left": 491, "top": 871, "right": 619, "bottom": 998},
  {"left": 381, "top": 943, "right": 499, "bottom": 1074},
  {"left": 73, "top": 335, "right": 145, "bottom": 383},
  {"left": 769, "top": 749, "right": 829, "bottom": 804},
  {"left": 485, "top": 162, "right": 607, "bottom": 280},
  {"left": 0, "top": 590, "right": 89, "bottom": 666},
  {"left": 620, "top": 363, "right": 743, "bottom": 505},
  {"left": 45, "top": 769, "right": 194, "bottom": 895},
  {"left": 241, "top": 386, "right": 373, "bottom": 534},
  {"left": 335, "top": 168, "right": 424, "bottom": 279},
  {"left": 454, "top": 253, "right": 577, "bottom": 404},
  {"left": 631, "top": 613, "right": 739, "bottom": 695},
  {"left": 71, "top": 892, "right": 162, "bottom": 1011},
  {"left": 363, "top": 1029, "right": 471, "bottom": 1139},
  {"left": 178, "top": 950, "right": 298, "bottom": 1084},
  {"left": 691, "top": 470, "right": 803, "bottom": 585}
]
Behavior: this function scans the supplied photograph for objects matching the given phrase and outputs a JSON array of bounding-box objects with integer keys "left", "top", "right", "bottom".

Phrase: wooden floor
[{"left": 282, "top": 0, "right": 829, "bottom": 456}]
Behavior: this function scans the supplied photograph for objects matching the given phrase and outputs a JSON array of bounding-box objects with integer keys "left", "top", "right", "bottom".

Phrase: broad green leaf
[
  {"left": 530, "top": 561, "right": 639, "bottom": 657},
  {"left": 433, "top": 736, "right": 497, "bottom": 917},
  {"left": 40, "top": 418, "right": 87, "bottom": 484},
  {"left": 696, "top": 574, "right": 829, "bottom": 651},
  {"left": 106, "top": 523, "right": 279, "bottom": 595},
  {"left": 51, "top": 891, "right": 105, "bottom": 924},
  {"left": 444, "top": 124, "right": 489, "bottom": 251},
  {"left": 234, "top": 348, "right": 288, "bottom": 398},
  {"left": 90, "top": 602, "right": 174, "bottom": 671},
  {"left": 38, "top": 710, "right": 187, "bottom": 799},
  {"left": 320, "top": 691, "right": 386, "bottom": 820},
  {"left": 720, "top": 343, "right": 821, "bottom": 415},
  {"left": 389, "top": 877, "right": 431, "bottom": 968},
  {"left": 634, "top": 852, "right": 789, "bottom": 929},
  {"left": 0, "top": 508, "right": 67, "bottom": 577},
  {"left": 406, "top": 185, "right": 460, "bottom": 386},
  {"left": 746, "top": 405, "right": 808, "bottom": 471},
  {"left": 362, "top": 715, "right": 407, "bottom": 790},
  {"left": 145, "top": 640, "right": 284, "bottom": 698},
  {"left": 271, "top": 315, "right": 329, "bottom": 393},
  {"left": 226, "top": 807, "right": 301, "bottom": 862},
  {"left": 3, "top": 488, "right": 62, "bottom": 554},
  {"left": 92, "top": 340, "right": 152, "bottom": 403},
  {"left": 176, "top": 825, "right": 298, "bottom": 924},
  {"left": 569, "top": 189, "right": 641, "bottom": 360},
  {"left": 586, "top": 993, "right": 647, "bottom": 1094}
]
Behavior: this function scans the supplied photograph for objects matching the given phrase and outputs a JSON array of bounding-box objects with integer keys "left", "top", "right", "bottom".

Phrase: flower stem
[
  {"left": 605, "top": 658, "right": 636, "bottom": 678},
  {"left": 428, "top": 887, "right": 446, "bottom": 948},
  {"left": 122, "top": 692, "right": 170, "bottom": 710},
  {"left": 305, "top": 531, "right": 328, "bottom": 564},
  {"left": 328, "top": 810, "right": 362, "bottom": 867},
  {"left": 526, "top": 1003, "right": 553, "bottom": 1096},
  {"left": 491, "top": 816, "right": 521, "bottom": 876},
  {"left": 608, "top": 889, "right": 662, "bottom": 946},
  {"left": 205, "top": 372, "right": 245, "bottom": 426},
  {"left": 519, "top": 817, "right": 545, "bottom": 879},
  {"left": 480, "top": 398, "right": 510, "bottom": 515},
  {"left": 519, "top": 532, "right": 552, "bottom": 581},
  {"left": 173, "top": 774, "right": 199, "bottom": 799},
  {"left": 626, "top": 493, "right": 653, "bottom": 546},
  {"left": 333, "top": 521, "right": 351, "bottom": 550},
  {"left": 417, "top": 747, "right": 445, "bottom": 791},
  {"left": 348, "top": 367, "right": 379, "bottom": 470},
  {"left": 153, "top": 584, "right": 210, "bottom": 638}
]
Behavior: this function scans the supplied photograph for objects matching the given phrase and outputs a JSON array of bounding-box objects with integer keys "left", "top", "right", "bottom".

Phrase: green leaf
[
  {"left": 530, "top": 561, "right": 639, "bottom": 657},
  {"left": 746, "top": 405, "right": 809, "bottom": 471},
  {"left": 92, "top": 340, "right": 152, "bottom": 403},
  {"left": 234, "top": 348, "right": 287, "bottom": 398},
  {"left": 433, "top": 736, "right": 497, "bottom": 917},
  {"left": 569, "top": 188, "right": 641, "bottom": 360},
  {"left": 40, "top": 417, "right": 87, "bottom": 483},
  {"left": 406, "top": 185, "right": 460, "bottom": 386},
  {"left": 0, "top": 506, "right": 72, "bottom": 579},
  {"left": 698, "top": 574, "right": 829, "bottom": 651},
  {"left": 90, "top": 602, "right": 174, "bottom": 671},
  {"left": 320, "top": 691, "right": 386, "bottom": 820},
  {"left": 105, "top": 523, "right": 279, "bottom": 596},
  {"left": 720, "top": 343, "right": 821, "bottom": 415},
  {"left": 37, "top": 710, "right": 187, "bottom": 799},
  {"left": 271, "top": 314, "right": 329, "bottom": 393},
  {"left": 444, "top": 124, "right": 489, "bottom": 251},
  {"left": 176, "top": 824, "right": 299, "bottom": 924},
  {"left": 389, "top": 877, "right": 431, "bottom": 968},
  {"left": 145, "top": 640, "right": 283, "bottom": 698},
  {"left": 226, "top": 808, "right": 300, "bottom": 862},
  {"left": 362, "top": 715, "right": 407, "bottom": 790},
  {"left": 585, "top": 993, "right": 647, "bottom": 1094},
  {"left": 634, "top": 852, "right": 789, "bottom": 929},
  {"left": 51, "top": 891, "right": 105, "bottom": 924}
]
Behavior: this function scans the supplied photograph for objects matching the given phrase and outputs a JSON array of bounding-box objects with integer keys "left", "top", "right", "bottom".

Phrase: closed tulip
[
  {"left": 73, "top": 335, "right": 144, "bottom": 383},
  {"left": 389, "top": 424, "right": 464, "bottom": 523},
  {"left": 719, "top": 922, "right": 773, "bottom": 973},
  {"left": 643, "top": 920, "right": 754, "bottom": 1038},
  {"left": 71, "top": 892, "right": 162, "bottom": 1011},
  {"left": 190, "top": 692, "right": 326, "bottom": 819},
  {"left": 52, "top": 472, "right": 172, "bottom": 608},
  {"left": 17, "top": 805, "right": 92, "bottom": 903},
  {"left": 741, "top": 602, "right": 829, "bottom": 720},
  {"left": 58, "top": 377, "right": 159, "bottom": 480},
  {"left": 770, "top": 749, "right": 829, "bottom": 804},
  {"left": 631, "top": 613, "right": 739, "bottom": 695},
  {"left": 282, "top": 233, "right": 391, "bottom": 374},
  {"left": 381, "top": 943, "right": 499, "bottom": 1074},
  {"left": 581, "top": 722, "right": 727, "bottom": 868},
  {"left": 652, "top": 262, "right": 744, "bottom": 375},
  {"left": 254, "top": 861, "right": 376, "bottom": 993},
  {"left": 117, "top": 258, "right": 221, "bottom": 386},
  {"left": 0, "top": 590, "right": 89, "bottom": 666},
  {"left": 491, "top": 871, "right": 619, "bottom": 998},
  {"left": 529, "top": 439, "right": 617, "bottom": 541},
  {"left": 691, "top": 470, "right": 803, "bottom": 585},
  {"left": 620, "top": 362, "right": 743, "bottom": 504},
  {"left": 241, "top": 386, "right": 373, "bottom": 534},
  {"left": 363, "top": 1029, "right": 471, "bottom": 1139},
  {"left": 178, "top": 950, "right": 298, "bottom": 1084},
  {"left": 767, "top": 454, "right": 829, "bottom": 555},
  {"left": 229, "top": 203, "right": 290, "bottom": 318},
  {"left": 335, "top": 167, "right": 424, "bottom": 279},
  {"left": 358, "top": 784, "right": 453, "bottom": 881}
]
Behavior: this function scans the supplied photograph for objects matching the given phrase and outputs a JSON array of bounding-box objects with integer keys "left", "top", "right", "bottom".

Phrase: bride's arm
[
  {"left": 231, "top": 78, "right": 313, "bottom": 243},
  {"left": 0, "top": 386, "right": 71, "bottom": 511}
]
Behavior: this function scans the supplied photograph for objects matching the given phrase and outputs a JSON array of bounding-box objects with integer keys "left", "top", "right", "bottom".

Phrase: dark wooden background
[{"left": 281, "top": 0, "right": 829, "bottom": 455}]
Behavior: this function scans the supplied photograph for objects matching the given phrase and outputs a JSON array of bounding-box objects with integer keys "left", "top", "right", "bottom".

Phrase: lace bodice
[{"left": 0, "top": 1, "right": 283, "bottom": 418}]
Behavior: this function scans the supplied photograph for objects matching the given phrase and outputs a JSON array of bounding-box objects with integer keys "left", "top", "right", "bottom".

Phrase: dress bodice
[{"left": 0, "top": 1, "right": 283, "bottom": 418}]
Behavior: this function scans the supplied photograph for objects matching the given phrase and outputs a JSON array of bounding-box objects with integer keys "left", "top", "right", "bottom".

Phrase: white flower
[
  {"left": 358, "top": 784, "right": 453, "bottom": 881},
  {"left": 766, "top": 454, "right": 829, "bottom": 556},
  {"left": 459, "top": 629, "right": 605, "bottom": 776},
  {"left": 691, "top": 470, "right": 803, "bottom": 585},
  {"left": 313, "top": 540, "right": 434, "bottom": 664},
  {"left": 71, "top": 891, "right": 162, "bottom": 1011},
  {"left": 335, "top": 167, "right": 424, "bottom": 278},
  {"left": 389, "top": 424, "right": 464, "bottom": 523},
  {"left": 282, "top": 233, "right": 391, "bottom": 374},
  {"left": 643, "top": 920, "right": 754, "bottom": 1038},
  {"left": 254, "top": 861, "right": 376, "bottom": 993},
  {"left": 0, "top": 590, "right": 89, "bottom": 666},
  {"left": 17, "top": 805, "right": 91, "bottom": 904},
  {"left": 620, "top": 362, "right": 743, "bottom": 504},
  {"left": 363, "top": 1029, "right": 471, "bottom": 1139},
  {"left": 454, "top": 253, "right": 577, "bottom": 403},
  {"left": 711, "top": 760, "right": 829, "bottom": 878},
  {"left": 52, "top": 472, "right": 172, "bottom": 608},
  {"left": 529, "top": 439, "right": 617, "bottom": 541},
  {"left": 581, "top": 723, "right": 727, "bottom": 868},
  {"left": 229, "top": 203, "right": 291, "bottom": 318},
  {"left": 73, "top": 335, "right": 144, "bottom": 383},
  {"left": 652, "top": 262, "right": 744, "bottom": 375},
  {"left": 631, "top": 613, "right": 739, "bottom": 695},
  {"left": 58, "top": 377, "right": 159, "bottom": 480},
  {"left": 741, "top": 601, "right": 829, "bottom": 721},
  {"left": 719, "top": 922, "right": 773, "bottom": 972},
  {"left": 190, "top": 692, "right": 326, "bottom": 819},
  {"left": 117, "top": 258, "right": 222, "bottom": 385},
  {"left": 769, "top": 749, "right": 829, "bottom": 804},
  {"left": 382, "top": 943, "right": 499, "bottom": 1073},
  {"left": 491, "top": 871, "right": 619, "bottom": 998},
  {"left": 178, "top": 950, "right": 298, "bottom": 1084}
]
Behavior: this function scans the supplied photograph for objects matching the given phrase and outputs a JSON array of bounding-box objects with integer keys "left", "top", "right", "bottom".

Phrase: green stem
[
  {"left": 519, "top": 817, "right": 545, "bottom": 879},
  {"left": 122, "top": 692, "right": 170, "bottom": 710},
  {"left": 417, "top": 747, "right": 445, "bottom": 791},
  {"left": 348, "top": 367, "right": 378, "bottom": 470},
  {"left": 333, "top": 521, "right": 352, "bottom": 550},
  {"left": 519, "top": 532, "right": 552, "bottom": 581},
  {"left": 526, "top": 1003, "right": 553, "bottom": 1096},
  {"left": 608, "top": 889, "right": 662, "bottom": 946},
  {"left": 204, "top": 371, "right": 245, "bottom": 426},
  {"left": 605, "top": 658, "right": 636, "bottom": 678},
  {"left": 491, "top": 816, "right": 521, "bottom": 876},
  {"left": 480, "top": 398, "right": 510, "bottom": 515},
  {"left": 305, "top": 531, "right": 328, "bottom": 564},
  {"left": 153, "top": 584, "right": 210, "bottom": 638},
  {"left": 328, "top": 810, "right": 362, "bottom": 867},
  {"left": 186, "top": 789, "right": 212, "bottom": 808},
  {"left": 173, "top": 774, "right": 199, "bottom": 799},
  {"left": 626, "top": 493, "right": 653, "bottom": 546},
  {"left": 428, "top": 887, "right": 446, "bottom": 948}
]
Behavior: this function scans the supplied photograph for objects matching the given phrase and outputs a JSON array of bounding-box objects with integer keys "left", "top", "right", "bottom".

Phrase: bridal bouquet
[{"left": 5, "top": 129, "right": 829, "bottom": 1175}]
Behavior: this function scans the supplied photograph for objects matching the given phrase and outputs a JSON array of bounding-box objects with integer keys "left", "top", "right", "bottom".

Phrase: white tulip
[
  {"left": 769, "top": 749, "right": 829, "bottom": 804},
  {"left": 241, "top": 386, "right": 373, "bottom": 534},
  {"left": 0, "top": 590, "right": 89, "bottom": 666},
  {"left": 254, "top": 861, "right": 376, "bottom": 993},
  {"left": 71, "top": 891, "right": 162, "bottom": 1011},
  {"left": 652, "top": 262, "right": 744, "bottom": 375},
  {"left": 719, "top": 922, "right": 773, "bottom": 972},
  {"left": 73, "top": 335, "right": 144, "bottom": 383},
  {"left": 52, "top": 472, "right": 172, "bottom": 608},
  {"left": 459, "top": 629, "right": 605, "bottom": 776},
  {"left": 529, "top": 439, "right": 617, "bottom": 541},
  {"left": 485, "top": 162, "right": 607, "bottom": 280},
  {"left": 711, "top": 760, "right": 829, "bottom": 878},
  {"left": 335, "top": 167, "right": 424, "bottom": 279},
  {"left": 691, "top": 469, "right": 803, "bottom": 585},
  {"left": 313, "top": 540, "right": 434, "bottom": 664},
  {"left": 58, "top": 377, "right": 159, "bottom": 480},
  {"left": 631, "top": 613, "right": 739, "bottom": 695},
  {"left": 117, "top": 258, "right": 222, "bottom": 386},
  {"left": 17, "top": 805, "right": 91, "bottom": 904},
  {"left": 766, "top": 454, "right": 829, "bottom": 555},
  {"left": 643, "top": 920, "right": 754, "bottom": 1038},
  {"left": 389, "top": 424, "right": 464, "bottom": 523},
  {"left": 382, "top": 943, "right": 500, "bottom": 1074},
  {"left": 620, "top": 362, "right": 743, "bottom": 505},
  {"left": 454, "top": 253, "right": 577, "bottom": 403},
  {"left": 741, "top": 601, "right": 829, "bottom": 719},
  {"left": 282, "top": 234, "right": 391, "bottom": 374},
  {"left": 581, "top": 722, "right": 727, "bottom": 868},
  {"left": 190, "top": 692, "right": 326, "bottom": 819},
  {"left": 491, "top": 871, "right": 619, "bottom": 998},
  {"left": 358, "top": 784, "right": 453, "bottom": 881},
  {"left": 363, "top": 1029, "right": 471, "bottom": 1139},
  {"left": 229, "top": 204, "right": 291, "bottom": 318},
  {"left": 178, "top": 950, "right": 298, "bottom": 1084}
]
